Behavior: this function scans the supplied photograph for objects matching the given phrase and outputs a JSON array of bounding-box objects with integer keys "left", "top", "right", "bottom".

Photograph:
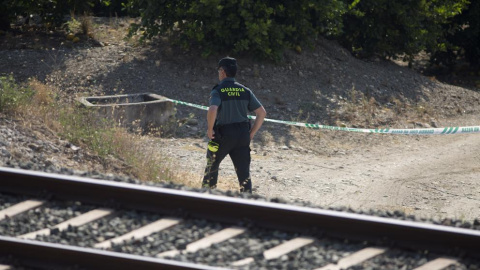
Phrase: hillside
[{"left": 1, "top": 18, "right": 479, "bottom": 221}]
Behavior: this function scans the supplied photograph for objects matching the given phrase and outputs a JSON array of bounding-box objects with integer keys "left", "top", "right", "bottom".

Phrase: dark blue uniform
[{"left": 202, "top": 77, "right": 262, "bottom": 192}]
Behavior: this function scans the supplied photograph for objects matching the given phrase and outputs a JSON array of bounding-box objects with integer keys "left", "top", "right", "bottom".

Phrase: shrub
[
  {"left": 53, "top": 93, "right": 175, "bottom": 181},
  {"left": 0, "top": 78, "right": 175, "bottom": 183},
  {"left": 339, "top": 0, "right": 469, "bottom": 62},
  {"left": 431, "top": 0, "right": 480, "bottom": 68},
  {"left": 0, "top": 75, "right": 34, "bottom": 113},
  {"left": 125, "top": 0, "right": 346, "bottom": 60},
  {"left": 58, "top": 106, "right": 117, "bottom": 157},
  {"left": 0, "top": 0, "right": 124, "bottom": 29}
]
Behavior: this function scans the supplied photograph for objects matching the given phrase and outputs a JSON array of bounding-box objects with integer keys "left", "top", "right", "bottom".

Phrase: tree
[
  {"left": 431, "top": 0, "right": 480, "bottom": 67},
  {"left": 0, "top": 0, "right": 125, "bottom": 29},
  {"left": 124, "top": 0, "right": 346, "bottom": 60},
  {"left": 339, "top": 0, "right": 469, "bottom": 63}
]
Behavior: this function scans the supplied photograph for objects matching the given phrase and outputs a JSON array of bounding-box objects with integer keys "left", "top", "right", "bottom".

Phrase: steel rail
[
  {"left": 0, "top": 236, "right": 224, "bottom": 270},
  {"left": 1, "top": 167, "right": 480, "bottom": 259}
]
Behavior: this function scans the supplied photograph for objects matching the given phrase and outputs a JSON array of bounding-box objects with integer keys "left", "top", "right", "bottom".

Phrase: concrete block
[{"left": 77, "top": 93, "right": 174, "bottom": 133}]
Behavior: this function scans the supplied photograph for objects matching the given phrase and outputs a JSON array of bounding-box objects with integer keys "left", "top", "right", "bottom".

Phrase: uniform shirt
[{"left": 209, "top": 77, "right": 262, "bottom": 126}]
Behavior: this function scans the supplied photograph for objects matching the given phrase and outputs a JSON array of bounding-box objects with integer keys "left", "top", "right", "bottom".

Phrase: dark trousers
[{"left": 202, "top": 122, "right": 252, "bottom": 193}]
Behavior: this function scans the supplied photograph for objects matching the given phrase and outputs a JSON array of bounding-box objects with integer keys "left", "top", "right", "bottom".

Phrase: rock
[
  {"left": 186, "top": 118, "right": 198, "bottom": 126},
  {"left": 44, "top": 159, "right": 55, "bottom": 167},
  {"left": 28, "top": 143, "right": 43, "bottom": 152},
  {"left": 65, "top": 143, "right": 80, "bottom": 152},
  {"left": 0, "top": 147, "right": 11, "bottom": 158},
  {"left": 66, "top": 33, "right": 75, "bottom": 41}
]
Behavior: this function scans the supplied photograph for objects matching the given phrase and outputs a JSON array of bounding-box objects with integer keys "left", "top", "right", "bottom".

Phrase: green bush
[
  {"left": 462, "top": 0, "right": 480, "bottom": 66},
  {"left": 339, "top": 0, "right": 469, "bottom": 62},
  {"left": 0, "top": 75, "right": 34, "bottom": 113},
  {"left": 0, "top": 0, "right": 123, "bottom": 29},
  {"left": 431, "top": 0, "right": 480, "bottom": 67},
  {"left": 461, "top": 1, "right": 480, "bottom": 67},
  {"left": 59, "top": 106, "right": 116, "bottom": 157},
  {"left": 125, "top": 0, "right": 346, "bottom": 60},
  {"left": 92, "top": 0, "right": 134, "bottom": 17}
]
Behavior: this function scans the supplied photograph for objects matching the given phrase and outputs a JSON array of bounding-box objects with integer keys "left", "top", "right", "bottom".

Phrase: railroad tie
[
  {"left": 412, "top": 257, "right": 458, "bottom": 270},
  {"left": 231, "top": 236, "right": 315, "bottom": 267},
  {"left": 157, "top": 226, "right": 246, "bottom": 258},
  {"left": 94, "top": 217, "right": 182, "bottom": 249},
  {"left": 263, "top": 237, "right": 315, "bottom": 260},
  {"left": 314, "top": 247, "right": 387, "bottom": 270},
  {"left": 0, "top": 200, "right": 45, "bottom": 221},
  {"left": 18, "top": 208, "right": 114, "bottom": 239}
]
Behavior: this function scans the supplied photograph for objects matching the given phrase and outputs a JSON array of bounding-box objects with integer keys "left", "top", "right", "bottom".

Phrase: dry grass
[
  {"left": 259, "top": 130, "right": 274, "bottom": 146},
  {"left": 65, "top": 14, "right": 93, "bottom": 36},
  {"left": 334, "top": 85, "right": 439, "bottom": 128},
  {"left": 91, "top": 17, "right": 139, "bottom": 45},
  {"left": 176, "top": 171, "right": 239, "bottom": 191},
  {"left": 79, "top": 15, "right": 94, "bottom": 36},
  {"left": 339, "top": 86, "right": 377, "bottom": 125},
  {"left": 12, "top": 79, "right": 181, "bottom": 184},
  {"left": 110, "top": 130, "right": 175, "bottom": 181},
  {"left": 26, "top": 79, "right": 62, "bottom": 131}
]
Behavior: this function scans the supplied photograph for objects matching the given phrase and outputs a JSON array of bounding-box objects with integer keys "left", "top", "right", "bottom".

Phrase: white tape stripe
[
  {"left": 413, "top": 257, "right": 458, "bottom": 270},
  {"left": 0, "top": 200, "right": 45, "bottom": 221},
  {"left": 19, "top": 208, "right": 114, "bottom": 239},
  {"left": 0, "top": 264, "right": 11, "bottom": 270},
  {"left": 95, "top": 217, "right": 181, "bottom": 249},
  {"left": 166, "top": 98, "right": 480, "bottom": 135}
]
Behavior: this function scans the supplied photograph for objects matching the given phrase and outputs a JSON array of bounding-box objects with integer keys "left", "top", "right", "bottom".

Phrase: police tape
[{"left": 165, "top": 98, "right": 480, "bottom": 135}]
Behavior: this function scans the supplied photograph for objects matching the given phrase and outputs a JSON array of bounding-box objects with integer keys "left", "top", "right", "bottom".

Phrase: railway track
[{"left": 0, "top": 167, "right": 479, "bottom": 269}]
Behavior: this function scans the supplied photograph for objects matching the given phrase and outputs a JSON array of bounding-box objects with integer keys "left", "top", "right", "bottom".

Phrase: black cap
[
  {"left": 218, "top": 57, "right": 237, "bottom": 77},
  {"left": 218, "top": 57, "right": 237, "bottom": 69}
]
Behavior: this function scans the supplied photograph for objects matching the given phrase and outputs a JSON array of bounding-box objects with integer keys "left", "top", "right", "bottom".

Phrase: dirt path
[
  {"left": 158, "top": 115, "right": 480, "bottom": 222},
  {"left": 260, "top": 132, "right": 480, "bottom": 221}
]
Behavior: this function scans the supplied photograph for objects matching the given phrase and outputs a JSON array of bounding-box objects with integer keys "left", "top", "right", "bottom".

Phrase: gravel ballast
[
  {"left": 34, "top": 210, "right": 162, "bottom": 248},
  {"left": 0, "top": 193, "right": 26, "bottom": 211},
  {"left": 1, "top": 186, "right": 480, "bottom": 269},
  {"left": 117, "top": 218, "right": 226, "bottom": 256},
  {"left": 0, "top": 200, "right": 95, "bottom": 236}
]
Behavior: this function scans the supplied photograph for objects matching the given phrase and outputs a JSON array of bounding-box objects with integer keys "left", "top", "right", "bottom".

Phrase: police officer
[{"left": 202, "top": 57, "right": 266, "bottom": 193}]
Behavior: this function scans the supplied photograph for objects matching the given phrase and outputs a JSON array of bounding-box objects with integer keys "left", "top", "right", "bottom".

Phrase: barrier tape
[{"left": 166, "top": 98, "right": 480, "bottom": 135}]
